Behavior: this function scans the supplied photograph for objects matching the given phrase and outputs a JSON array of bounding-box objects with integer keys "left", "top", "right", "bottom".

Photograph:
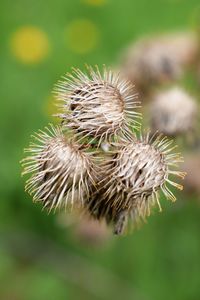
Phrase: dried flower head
[
  {"left": 150, "top": 87, "right": 198, "bottom": 137},
  {"left": 21, "top": 125, "right": 96, "bottom": 211},
  {"left": 54, "top": 65, "right": 141, "bottom": 144},
  {"left": 87, "top": 133, "right": 185, "bottom": 234},
  {"left": 121, "top": 37, "right": 181, "bottom": 93}
]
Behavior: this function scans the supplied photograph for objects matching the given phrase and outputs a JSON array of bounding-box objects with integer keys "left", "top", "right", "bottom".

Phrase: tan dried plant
[
  {"left": 150, "top": 87, "right": 198, "bottom": 137},
  {"left": 21, "top": 124, "right": 97, "bottom": 212},
  {"left": 54, "top": 65, "right": 141, "bottom": 145},
  {"left": 87, "top": 133, "right": 185, "bottom": 234}
]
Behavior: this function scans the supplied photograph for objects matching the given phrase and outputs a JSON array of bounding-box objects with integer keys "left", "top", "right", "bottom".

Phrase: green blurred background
[{"left": 1, "top": 0, "right": 200, "bottom": 299}]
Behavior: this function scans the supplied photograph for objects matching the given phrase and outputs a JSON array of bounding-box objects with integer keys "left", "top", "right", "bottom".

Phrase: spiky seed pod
[
  {"left": 87, "top": 133, "right": 185, "bottom": 235},
  {"left": 150, "top": 87, "right": 198, "bottom": 137},
  {"left": 54, "top": 65, "right": 141, "bottom": 145},
  {"left": 21, "top": 125, "right": 97, "bottom": 212},
  {"left": 120, "top": 38, "right": 181, "bottom": 94}
]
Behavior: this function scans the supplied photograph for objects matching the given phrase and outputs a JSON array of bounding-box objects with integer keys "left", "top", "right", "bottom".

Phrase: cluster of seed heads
[{"left": 21, "top": 65, "right": 185, "bottom": 235}]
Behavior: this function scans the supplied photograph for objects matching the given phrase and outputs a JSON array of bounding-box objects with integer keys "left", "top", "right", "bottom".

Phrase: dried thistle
[
  {"left": 21, "top": 125, "right": 97, "bottom": 212},
  {"left": 87, "top": 133, "right": 185, "bottom": 235},
  {"left": 54, "top": 65, "right": 141, "bottom": 145},
  {"left": 150, "top": 87, "right": 198, "bottom": 137}
]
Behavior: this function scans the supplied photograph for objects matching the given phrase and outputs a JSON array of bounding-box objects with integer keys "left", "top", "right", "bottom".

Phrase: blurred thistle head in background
[
  {"left": 21, "top": 125, "right": 97, "bottom": 212},
  {"left": 54, "top": 65, "right": 141, "bottom": 145},
  {"left": 160, "top": 31, "right": 199, "bottom": 68},
  {"left": 21, "top": 64, "right": 186, "bottom": 236},
  {"left": 120, "top": 36, "right": 182, "bottom": 94},
  {"left": 119, "top": 31, "right": 199, "bottom": 96},
  {"left": 149, "top": 87, "right": 198, "bottom": 137},
  {"left": 182, "top": 154, "right": 200, "bottom": 196},
  {"left": 87, "top": 133, "right": 185, "bottom": 235}
]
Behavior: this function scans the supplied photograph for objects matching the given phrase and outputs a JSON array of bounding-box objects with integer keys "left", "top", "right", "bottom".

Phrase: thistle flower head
[
  {"left": 150, "top": 87, "right": 197, "bottom": 137},
  {"left": 87, "top": 133, "right": 185, "bottom": 234},
  {"left": 21, "top": 125, "right": 96, "bottom": 211},
  {"left": 54, "top": 65, "right": 141, "bottom": 144}
]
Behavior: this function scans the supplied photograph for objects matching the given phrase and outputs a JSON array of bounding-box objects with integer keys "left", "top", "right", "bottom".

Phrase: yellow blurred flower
[
  {"left": 66, "top": 19, "right": 100, "bottom": 54},
  {"left": 82, "top": 0, "right": 107, "bottom": 6},
  {"left": 10, "top": 26, "right": 50, "bottom": 64}
]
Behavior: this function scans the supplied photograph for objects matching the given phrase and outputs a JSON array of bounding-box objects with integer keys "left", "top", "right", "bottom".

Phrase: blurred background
[{"left": 1, "top": 0, "right": 200, "bottom": 299}]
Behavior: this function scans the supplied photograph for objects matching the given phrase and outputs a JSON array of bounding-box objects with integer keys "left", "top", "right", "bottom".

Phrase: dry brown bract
[{"left": 120, "top": 32, "right": 199, "bottom": 95}]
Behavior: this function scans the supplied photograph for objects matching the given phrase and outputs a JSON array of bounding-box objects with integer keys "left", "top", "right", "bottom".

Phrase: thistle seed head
[
  {"left": 87, "top": 133, "right": 185, "bottom": 234},
  {"left": 121, "top": 38, "right": 181, "bottom": 92},
  {"left": 54, "top": 65, "right": 141, "bottom": 144},
  {"left": 150, "top": 87, "right": 198, "bottom": 137},
  {"left": 21, "top": 125, "right": 96, "bottom": 211},
  {"left": 162, "top": 31, "right": 199, "bottom": 67}
]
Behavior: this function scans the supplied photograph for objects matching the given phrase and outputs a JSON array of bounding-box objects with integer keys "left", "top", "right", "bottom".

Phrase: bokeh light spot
[
  {"left": 66, "top": 19, "right": 100, "bottom": 54},
  {"left": 10, "top": 26, "right": 50, "bottom": 64}
]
